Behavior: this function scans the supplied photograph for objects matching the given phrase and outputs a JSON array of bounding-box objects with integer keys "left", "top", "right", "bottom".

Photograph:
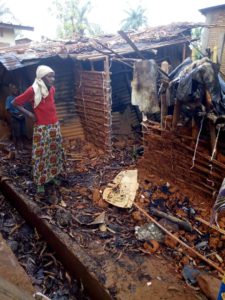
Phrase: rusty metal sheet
[
  {"left": 0, "top": 54, "right": 23, "bottom": 70},
  {"left": 0, "top": 22, "right": 200, "bottom": 66}
]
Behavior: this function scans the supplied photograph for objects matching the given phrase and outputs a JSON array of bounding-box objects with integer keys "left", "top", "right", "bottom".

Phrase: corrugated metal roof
[
  {"left": 199, "top": 4, "right": 225, "bottom": 15},
  {"left": 0, "top": 22, "right": 34, "bottom": 31},
  {"left": 0, "top": 22, "right": 202, "bottom": 69},
  {"left": 0, "top": 54, "right": 23, "bottom": 70}
]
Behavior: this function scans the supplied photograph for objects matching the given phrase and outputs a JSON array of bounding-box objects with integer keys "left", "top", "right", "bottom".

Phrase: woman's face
[{"left": 42, "top": 72, "right": 55, "bottom": 88}]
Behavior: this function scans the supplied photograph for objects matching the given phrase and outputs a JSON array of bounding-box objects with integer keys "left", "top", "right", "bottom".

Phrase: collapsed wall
[{"left": 138, "top": 120, "right": 225, "bottom": 200}]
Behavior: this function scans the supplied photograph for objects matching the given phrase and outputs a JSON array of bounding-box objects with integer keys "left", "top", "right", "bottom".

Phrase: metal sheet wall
[
  {"left": 110, "top": 62, "right": 140, "bottom": 136},
  {"left": 51, "top": 59, "right": 84, "bottom": 140},
  {"left": 5, "top": 58, "right": 85, "bottom": 141}
]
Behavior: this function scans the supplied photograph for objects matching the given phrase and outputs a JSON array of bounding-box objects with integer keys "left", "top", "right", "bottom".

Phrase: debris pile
[
  {"left": 0, "top": 131, "right": 224, "bottom": 298},
  {"left": 135, "top": 173, "right": 225, "bottom": 280},
  {"left": 0, "top": 193, "right": 89, "bottom": 300}
]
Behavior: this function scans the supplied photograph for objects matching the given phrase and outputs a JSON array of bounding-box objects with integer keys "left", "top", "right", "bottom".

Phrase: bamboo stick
[
  {"left": 173, "top": 140, "right": 225, "bottom": 170},
  {"left": 142, "top": 148, "right": 222, "bottom": 181},
  {"left": 206, "top": 90, "right": 217, "bottom": 158},
  {"left": 195, "top": 216, "right": 225, "bottom": 236},
  {"left": 134, "top": 202, "right": 224, "bottom": 274}
]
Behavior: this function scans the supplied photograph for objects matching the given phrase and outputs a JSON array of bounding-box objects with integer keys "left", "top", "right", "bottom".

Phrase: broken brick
[{"left": 164, "top": 234, "right": 179, "bottom": 249}]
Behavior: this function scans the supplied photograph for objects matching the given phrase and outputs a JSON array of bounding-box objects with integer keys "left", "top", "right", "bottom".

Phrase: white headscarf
[{"left": 32, "top": 65, "right": 54, "bottom": 108}]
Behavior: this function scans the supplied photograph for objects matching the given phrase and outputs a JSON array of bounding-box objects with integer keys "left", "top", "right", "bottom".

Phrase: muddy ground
[
  {"left": 0, "top": 193, "right": 90, "bottom": 300},
  {"left": 0, "top": 136, "right": 222, "bottom": 299}
]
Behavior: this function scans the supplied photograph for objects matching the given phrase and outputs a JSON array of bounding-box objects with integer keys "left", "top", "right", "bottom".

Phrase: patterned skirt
[
  {"left": 32, "top": 122, "right": 64, "bottom": 185},
  {"left": 217, "top": 273, "right": 225, "bottom": 300}
]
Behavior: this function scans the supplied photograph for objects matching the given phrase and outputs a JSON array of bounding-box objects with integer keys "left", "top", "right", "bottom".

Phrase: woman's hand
[
  {"left": 12, "top": 99, "right": 36, "bottom": 122},
  {"left": 28, "top": 111, "right": 36, "bottom": 122}
]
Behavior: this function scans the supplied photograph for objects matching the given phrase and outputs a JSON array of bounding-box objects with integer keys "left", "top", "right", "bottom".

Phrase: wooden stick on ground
[
  {"left": 134, "top": 203, "right": 224, "bottom": 275},
  {"left": 172, "top": 101, "right": 181, "bottom": 130},
  {"left": 195, "top": 216, "right": 225, "bottom": 236},
  {"left": 150, "top": 207, "right": 192, "bottom": 232}
]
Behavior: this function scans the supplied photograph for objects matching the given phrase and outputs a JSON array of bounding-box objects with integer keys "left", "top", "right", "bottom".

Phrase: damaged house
[
  {"left": 200, "top": 4, "right": 225, "bottom": 73},
  {"left": 1, "top": 21, "right": 225, "bottom": 299},
  {"left": 0, "top": 21, "right": 224, "bottom": 201},
  {"left": 0, "top": 22, "right": 195, "bottom": 152}
]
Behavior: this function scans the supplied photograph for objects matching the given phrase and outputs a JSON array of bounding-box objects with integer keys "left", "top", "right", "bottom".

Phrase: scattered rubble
[
  {"left": 0, "top": 134, "right": 224, "bottom": 298},
  {"left": 0, "top": 192, "right": 89, "bottom": 300}
]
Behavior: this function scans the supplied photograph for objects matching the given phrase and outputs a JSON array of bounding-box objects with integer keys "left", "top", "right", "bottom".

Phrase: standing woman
[{"left": 12, "top": 65, "right": 65, "bottom": 195}]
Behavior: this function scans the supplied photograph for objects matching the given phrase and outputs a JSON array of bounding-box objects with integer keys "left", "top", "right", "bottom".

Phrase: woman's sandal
[{"left": 37, "top": 185, "right": 45, "bottom": 196}]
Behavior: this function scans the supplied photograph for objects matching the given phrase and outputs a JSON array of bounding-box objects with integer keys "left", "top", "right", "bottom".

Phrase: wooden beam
[
  {"left": 118, "top": 30, "right": 146, "bottom": 59},
  {"left": 94, "top": 40, "right": 126, "bottom": 60},
  {"left": 93, "top": 40, "right": 133, "bottom": 68},
  {"left": 172, "top": 100, "right": 181, "bottom": 130},
  {"left": 160, "top": 61, "right": 169, "bottom": 128}
]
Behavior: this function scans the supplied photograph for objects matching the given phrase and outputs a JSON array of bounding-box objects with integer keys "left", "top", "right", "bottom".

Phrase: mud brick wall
[
  {"left": 138, "top": 121, "right": 225, "bottom": 199},
  {"left": 74, "top": 69, "right": 112, "bottom": 154},
  {"left": 201, "top": 7, "right": 225, "bottom": 75}
]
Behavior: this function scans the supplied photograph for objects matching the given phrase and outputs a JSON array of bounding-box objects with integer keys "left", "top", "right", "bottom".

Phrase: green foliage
[
  {"left": 191, "top": 27, "right": 203, "bottom": 60},
  {"left": 120, "top": 5, "right": 148, "bottom": 31},
  {"left": 50, "top": 0, "right": 103, "bottom": 38},
  {"left": 192, "top": 27, "right": 203, "bottom": 40}
]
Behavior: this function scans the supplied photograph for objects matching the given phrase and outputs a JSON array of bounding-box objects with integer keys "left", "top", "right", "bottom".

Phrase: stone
[
  {"left": 96, "top": 199, "right": 109, "bottom": 209},
  {"left": 143, "top": 240, "right": 160, "bottom": 254},
  {"left": 132, "top": 211, "right": 143, "bottom": 222},
  {"left": 185, "top": 233, "right": 198, "bottom": 243},
  {"left": 180, "top": 256, "right": 190, "bottom": 266},
  {"left": 92, "top": 188, "right": 101, "bottom": 203},
  {"left": 164, "top": 233, "right": 179, "bottom": 249}
]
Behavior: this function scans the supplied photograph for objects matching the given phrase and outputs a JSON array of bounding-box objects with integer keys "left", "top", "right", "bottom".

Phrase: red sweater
[{"left": 14, "top": 86, "right": 58, "bottom": 125}]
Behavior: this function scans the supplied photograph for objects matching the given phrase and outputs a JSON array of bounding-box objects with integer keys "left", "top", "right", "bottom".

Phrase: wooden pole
[
  {"left": 191, "top": 117, "right": 199, "bottom": 148},
  {"left": 104, "top": 56, "right": 112, "bottom": 154},
  {"left": 195, "top": 216, "right": 225, "bottom": 236},
  {"left": 182, "top": 43, "right": 186, "bottom": 61},
  {"left": 94, "top": 40, "right": 133, "bottom": 69},
  {"left": 172, "top": 101, "right": 181, "bottom": 130},
  {"left": 134, "top": 202, "right": 224, "bottom": 275},
  {"left": 118, "top": 30, "right": 146, "bottom": 59},
  {"left": 160, "top": 61, "right": 169, "bottom": 128},
  {"left": 206, "top": 90, "right": 217, "bottom": 158}
]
